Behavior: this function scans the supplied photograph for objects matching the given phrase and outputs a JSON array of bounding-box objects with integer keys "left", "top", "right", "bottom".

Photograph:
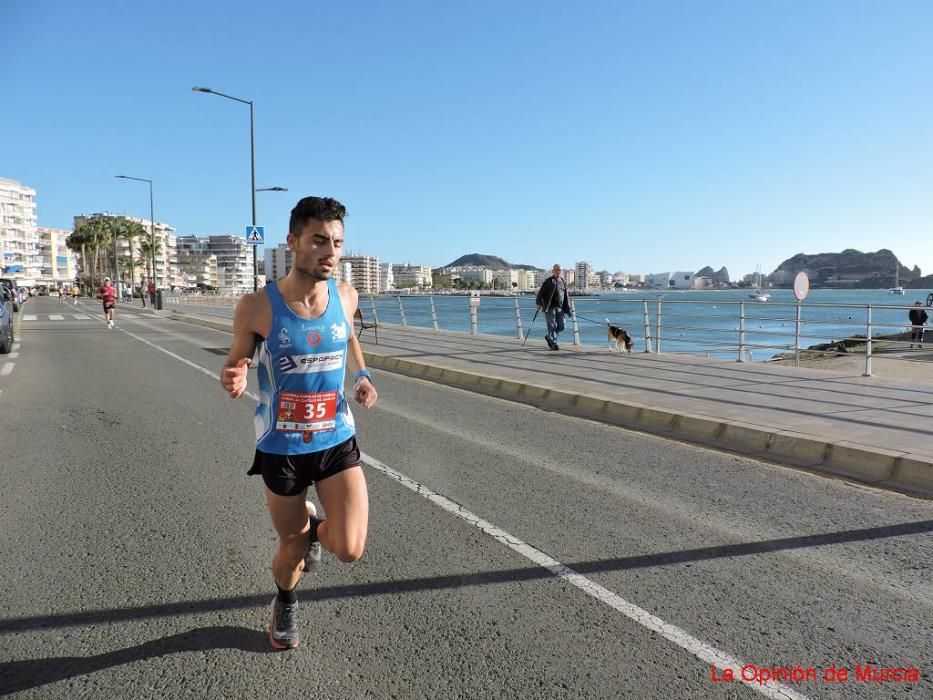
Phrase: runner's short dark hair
[{"left": 289, "top": 197, "right": 347, "bottom": 235}]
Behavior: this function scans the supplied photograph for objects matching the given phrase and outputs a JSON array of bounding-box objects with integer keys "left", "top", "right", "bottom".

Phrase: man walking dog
[{"left": 536, "top": 264, "right": 572, "bottom": 350}]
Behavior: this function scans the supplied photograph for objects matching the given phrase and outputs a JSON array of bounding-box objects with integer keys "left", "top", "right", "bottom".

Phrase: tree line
[{"left": 66, "top": 216, "right": 162, "bottom": 291}]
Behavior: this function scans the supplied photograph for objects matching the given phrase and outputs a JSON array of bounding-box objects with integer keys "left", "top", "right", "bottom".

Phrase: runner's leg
[
  {"left": 314, "top": 466, "right": 369, "bottom": 562},
  {"left": 265, "top": 487, "right": 312, "bottom": 590}
]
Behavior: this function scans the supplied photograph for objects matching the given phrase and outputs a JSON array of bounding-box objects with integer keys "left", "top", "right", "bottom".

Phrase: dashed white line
[
  {"left": 72, "top": 314, "right": 92, "bottom": 320},
  {"left": 12, "top": 344, "right": 20, "bottom": 352},
  {"left": 1, "top": 362, "right": 14, "bottom": 376},
  {"left": 48, "top": 314, "right": 64, "bottom": 321},
  {"left": 8, "top": 353, "right": 18, "bottom": 359},
  {"left": 22, "top": 314, "right": 37, "bottom": 322},
  {"left": 118, "top": 325, "right": 811, "bottom": 700}
]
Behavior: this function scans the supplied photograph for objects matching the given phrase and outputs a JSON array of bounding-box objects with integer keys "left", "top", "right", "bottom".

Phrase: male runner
[
  {"left": 99, "top": 277, "right": 116, "bottom": 328},
  {"left": 71, "top": 284, "right": 79, "bottom": 304},
  {"left": 220, "top": 196, "right": 377, "bottom": 650}
]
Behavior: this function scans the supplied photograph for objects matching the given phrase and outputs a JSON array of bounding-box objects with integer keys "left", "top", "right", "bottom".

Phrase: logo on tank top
[
  {"left": 331, "top": 322, "right": 348, "bottom": 342},
  {"left": 307, "top": 331, "right": 322, "bottom": 346},
  {"left": 278, "top": 327, "right": 292, "bottom": 348},
  {"left": 278, "top": 350, "right": 344, "bottom": 373}
]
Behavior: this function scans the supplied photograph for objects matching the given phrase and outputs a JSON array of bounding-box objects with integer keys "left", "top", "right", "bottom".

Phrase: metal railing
[{"left": 161, "top": 290, "right": 932, "bottom": 377}]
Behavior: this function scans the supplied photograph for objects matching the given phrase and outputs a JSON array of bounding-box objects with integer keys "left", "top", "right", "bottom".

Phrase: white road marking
[
  {"left": 1, "top": 363, "right": 14, "bottom": 376},
  {"left": 72, "top": 315, "right": 92, "bottom": 320},
  {"left": 8, "top": 353, "right": 18, "bottom": 359},
  {"left": 12, "top": 344, "right": 20, "bottom": 352},
  {"left": 118, "top": 325, "right": 811, "bottom": 700},
  {"left": 48, "top": 314, "right": 64, "bottom": 321},
  {"left": 22, "top": 315, "right": 37, "bottom": 321},
  {"left": 117, "top": 327, "right": 260, "bottom": 399}
]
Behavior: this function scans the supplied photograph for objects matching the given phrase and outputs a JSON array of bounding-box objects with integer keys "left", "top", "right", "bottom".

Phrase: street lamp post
[
  {"left": 193, "top": 87, "right": 286, "bottom": 293},
  {"left": 115, "top": 175, "right": 155, "bottom": 300}
]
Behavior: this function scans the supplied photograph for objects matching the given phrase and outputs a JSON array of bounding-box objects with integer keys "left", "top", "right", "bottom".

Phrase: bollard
[
  {"left": 470, "top": 304, "right": 478, "bottom": 334},
  {"left": 571, "top": 302, "right": 581, "bottom": 346},
  {"left": 369, "top": 296, "right": 379, "bottom": 325},
  {"left": 643, "top": 300, "right": 652, "bottom": 352},
  {"left": 655, "top": 299, "right": 662, "bottom": 354},
  {"left": 863, "top": 305, "right": 872, "bottom": 377},
  {"left": 156, "top": 290, "right": 164, "bottom": 310},
  {"left": 397, "top": 295, "right": 407, "bottom": 326},
  {"left": 794, "top": 301, "right": 802, "bottom": 367},
  {"left": 738, "top": 301, "right": 746, "bottom": 362},
  {"left": 513, "top": 297, "right": 523, "bottom": 339},
  {"left": 429, "top": 295, "right": 439, "bottom": 331}
]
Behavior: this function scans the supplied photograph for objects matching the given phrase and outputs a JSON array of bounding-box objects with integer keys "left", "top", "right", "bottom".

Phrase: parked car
[
  {"left": 0, "top": 279, "right": 20, "bottom": 312},
  {"left": 0, "top": 287, "right": 14, "bottom": 353}
]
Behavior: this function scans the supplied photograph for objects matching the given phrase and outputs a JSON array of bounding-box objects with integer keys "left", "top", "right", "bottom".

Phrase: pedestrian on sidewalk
[
  {"left": 220, "top": 196, "right": 378, "bottom": 651},
  {"left": 535, "top": 264, "right": 571, "bottom": 350},
  {"left": 139, "top": 278, "right": 147, "bottom": 308},
  {"left": 909, "top": 301, "right": 928, "bottom": 348}
]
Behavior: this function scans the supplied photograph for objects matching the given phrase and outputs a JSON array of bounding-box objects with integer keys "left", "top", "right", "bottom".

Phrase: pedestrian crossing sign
[{"left": 245, "top": 225, "right": 265, "bottom": 245}]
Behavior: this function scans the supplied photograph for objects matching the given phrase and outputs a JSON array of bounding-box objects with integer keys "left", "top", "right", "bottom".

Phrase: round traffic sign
[{"left": 793, "top": 271, "right": 810, "bottom": 301}]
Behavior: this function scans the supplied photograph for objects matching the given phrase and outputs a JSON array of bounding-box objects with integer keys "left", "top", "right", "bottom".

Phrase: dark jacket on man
[
  {"left": 909, "top": 308, "right": 928, "bottom": 326},
  {"left": 536, "top": 276, "right": 571, "bottom": 314}
]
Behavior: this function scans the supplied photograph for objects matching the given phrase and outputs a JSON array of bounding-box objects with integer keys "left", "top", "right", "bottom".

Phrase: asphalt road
[{"left": 0, "top": 297, "right": 930, "bottom": 699}]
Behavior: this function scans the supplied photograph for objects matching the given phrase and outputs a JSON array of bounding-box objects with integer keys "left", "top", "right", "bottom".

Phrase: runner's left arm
[{"left": 340, "top": 284, "right": 377, "bottom": 408}]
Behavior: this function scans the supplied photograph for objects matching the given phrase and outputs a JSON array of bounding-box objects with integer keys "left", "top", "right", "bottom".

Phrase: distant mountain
[
  {"left": 770, "top": 249, "right": 919, "bottom": 288},
  {"left": 439, "top": 253, "right": 541, "bottom": 271},
  {"left": 695, "top": 266, "right": 730, "bottom": 284}
]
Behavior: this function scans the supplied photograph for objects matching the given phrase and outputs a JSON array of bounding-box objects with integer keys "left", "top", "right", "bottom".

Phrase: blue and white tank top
[{"left": 255, "top": 279, "right": 355, "bottom": 454}]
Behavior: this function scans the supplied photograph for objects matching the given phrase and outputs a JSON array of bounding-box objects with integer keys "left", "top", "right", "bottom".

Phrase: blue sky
[{"left": 3, "top": 0, "right": 931, "bottom": 278}]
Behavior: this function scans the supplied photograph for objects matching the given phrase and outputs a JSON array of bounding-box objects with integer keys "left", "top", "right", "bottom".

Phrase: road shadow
[
  {"left": 0, "top": 625, "right": 270, "bottom": 696},
  {"left": 1, "top": 518, "right": 929, "bottom": 638}
]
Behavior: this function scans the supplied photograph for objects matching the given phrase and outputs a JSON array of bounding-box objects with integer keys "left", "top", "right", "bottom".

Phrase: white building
[
  {"left": 533, "top": 269, "right": 549, "bottom": 287},
  {"left": 671, "top": 271, "right": 694, "bottom": 289},
  {"left": 457, "top": 268, "right": 493, "bottom": 286},
  {"left": 645, "top": 272, "right": 671, "bottom": 288},
  {"left": 38, "top": 227, "right": 77, "bottom": 284},
  {"left": 264, "top": 243, "right": 292, "bottom": 281},
  {"left": 0, "top": 177, "right": 41, "bottom": 282},
  {"left": 175, "top": 236, "right": 220, "bottom": 289},
  {"left": 343, "top": 255, "right": 381, "bottom": 294},
  {"left": 492, "top": 269, "right": 520, "bottom": 290},
  {"left": 574, "top": 261, "right": 594, "bottom": 290},
  {"left": 379, "top": 263, "right": 394, "bottom": 291},
  {"left": 392, "top": 263, "right": 432, "bottom": 289}
]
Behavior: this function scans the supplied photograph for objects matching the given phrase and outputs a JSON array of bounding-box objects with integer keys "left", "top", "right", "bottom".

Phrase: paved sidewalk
[{"left": 165, "top": 308, "right": 933, "bottom": 496}]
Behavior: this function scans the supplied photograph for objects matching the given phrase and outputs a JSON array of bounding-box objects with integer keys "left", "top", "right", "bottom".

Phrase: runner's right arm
[{"left": 221, "top": 295, "right": 260, "bottom": 399}]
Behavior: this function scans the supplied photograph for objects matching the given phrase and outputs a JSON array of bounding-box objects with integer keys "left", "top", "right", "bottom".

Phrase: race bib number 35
[{"left": 276, "top": 391, "right": 338, "bottom": 432}]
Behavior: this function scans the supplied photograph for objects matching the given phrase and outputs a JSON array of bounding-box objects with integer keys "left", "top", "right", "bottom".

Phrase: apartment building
[
  {"left": 342, "top": 255, "right": 381, "bottom": 294},
  {"left": 0, "top": 177, "right": 41, "bottom": 281},
  {"left": 37, "top": 227, "right": 77, "bottom": 283},
  {"left": 392, "top": 263, "right": 432, "bottom": 289},
  {"left": 574, "top": 261, "right": 594, "bottom": 290}
]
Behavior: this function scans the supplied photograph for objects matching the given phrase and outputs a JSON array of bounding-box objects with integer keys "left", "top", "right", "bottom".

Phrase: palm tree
[
  {"left": 69, "top": 218, "right": 112, "bottom": 287},
  {"left": 117, "top": 219, "right": 147, "bottom": 293},
  {"left": 66, "top": 227, "right": 90, "bottom": 283},
  {"left": 139, "top": 236, "right": 163, "bottom": 287}
]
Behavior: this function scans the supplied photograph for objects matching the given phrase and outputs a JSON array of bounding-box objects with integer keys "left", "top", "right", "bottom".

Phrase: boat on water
[
  {"left": 889, "top": 266, "right": 905, "bottom": 294},
  {"left": 748, "top": 265, "right": 770, "bottom": 302}
]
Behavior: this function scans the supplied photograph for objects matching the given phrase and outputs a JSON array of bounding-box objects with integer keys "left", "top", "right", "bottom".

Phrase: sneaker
[
  {"left": 552, "top": 342, "right": 560, "bottom": 351},
  {"left": 268, "top": 596, "right": 300, "bottom": 650},
  {"left": 544, "top": 335, "right": 555, "bottom": 349},
  {"left": 304, "top": 501, "right": 322, "bottom": 573}
]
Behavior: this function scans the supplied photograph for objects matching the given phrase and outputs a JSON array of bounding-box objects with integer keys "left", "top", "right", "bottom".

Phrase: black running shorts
[
  {"left": 103, "top": 301, "right": 115, "bottom": 312},
  {"left": 248, "top": 436, "right": 361, "bottom": 497}
]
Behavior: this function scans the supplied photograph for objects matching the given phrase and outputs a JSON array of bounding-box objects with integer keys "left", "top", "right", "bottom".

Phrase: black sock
[
  {"left": 276, "top": 582, "right": 297, "bottom": 605},
  {"left": 309, "top": 516, "right": 324, "bottom": 543}
]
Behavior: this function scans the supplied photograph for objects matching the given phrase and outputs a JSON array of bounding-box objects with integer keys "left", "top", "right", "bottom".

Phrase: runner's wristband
[{"left": 354, "top": 369, "right": 373, "bottom": 384}]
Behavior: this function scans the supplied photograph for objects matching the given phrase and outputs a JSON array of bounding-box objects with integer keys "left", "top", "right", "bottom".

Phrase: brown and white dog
[{"left": 606, "top": 319, "right": 634, "bottom": 352}]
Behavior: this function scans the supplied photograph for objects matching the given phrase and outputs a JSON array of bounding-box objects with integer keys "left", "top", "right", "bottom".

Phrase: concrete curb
[{"left": 163, "top": 311, "right": 933, "bottom": 498}]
